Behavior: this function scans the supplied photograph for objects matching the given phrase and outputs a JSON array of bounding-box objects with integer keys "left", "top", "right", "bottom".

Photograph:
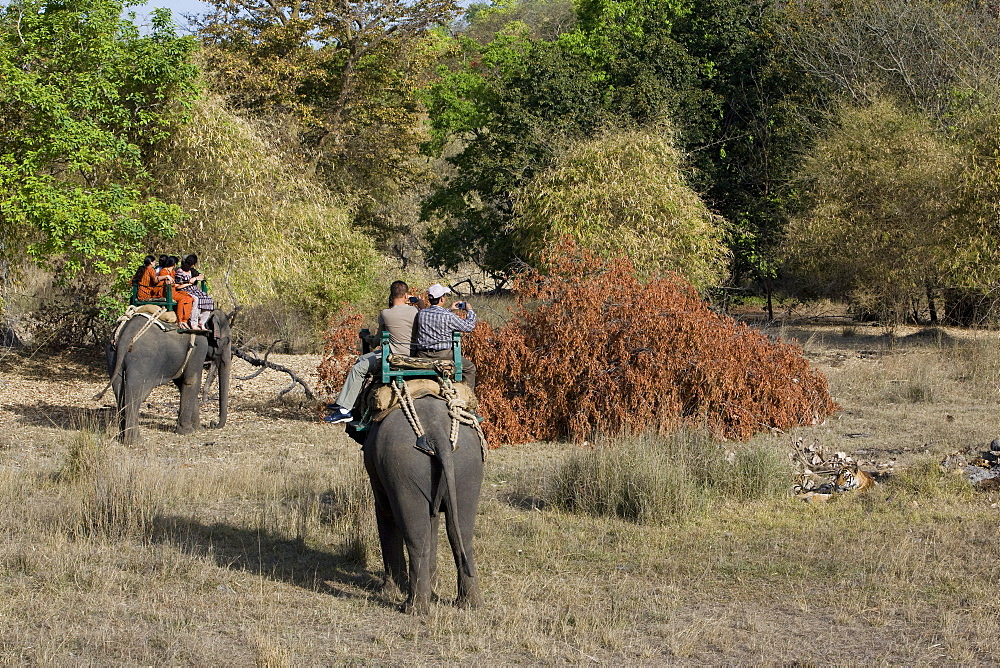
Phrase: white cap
[{"left": 427, "top": 283, "right": 451, "bottom": 299}]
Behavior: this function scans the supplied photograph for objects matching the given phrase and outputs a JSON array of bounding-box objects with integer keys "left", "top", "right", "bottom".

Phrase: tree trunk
[
  {"left": 926, "top": 283, "right": 938, "bottom": 325},
  {"left": 765, "top": 277, "right": 774, "bottom": 322}
]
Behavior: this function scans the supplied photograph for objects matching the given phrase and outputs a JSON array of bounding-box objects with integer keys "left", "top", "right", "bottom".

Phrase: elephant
[
  {"left": 106, "top": 309, "right": 232, "bottom": 444},
  {"left": 359, "top": 395, "right": 485, "bottom": 613}
]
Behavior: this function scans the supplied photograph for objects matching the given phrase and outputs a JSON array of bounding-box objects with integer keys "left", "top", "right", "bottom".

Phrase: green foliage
[
  {"left": 463, "top": 0, "right": 577, "bottom": 42},
  {"left": 782, "top": 96, "right": 973, "bottom": 320},
  {"left": 425, "top": 0, "right": 811, "bottom": 284},
  {"left": 421, "top": 26, "right": 615, "bottom": 277},
  {"left": 0, "top": 0, "right": 197, "bottom": 275},
  {"left": 515, "top": 127, "right": 729, "bottom": 289},
  {"left": 198, "top": 0, "right": 456, "bottom": 248}
]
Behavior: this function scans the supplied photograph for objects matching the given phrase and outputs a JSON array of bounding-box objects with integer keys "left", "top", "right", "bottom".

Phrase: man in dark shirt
[{"left": 415, "top": 283, "right": 477, "bottom": 390}]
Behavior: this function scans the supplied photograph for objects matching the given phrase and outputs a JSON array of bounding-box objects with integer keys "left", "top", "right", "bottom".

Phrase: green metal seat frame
[
  {"left": 129, "top": 279, "right": 208, "bottom": 311},
  {"left": 129, "top": 281, "right": 176, "bottom": 310},
  {"left": 380, "top": 330, "right": 463, "bottom": 384}
]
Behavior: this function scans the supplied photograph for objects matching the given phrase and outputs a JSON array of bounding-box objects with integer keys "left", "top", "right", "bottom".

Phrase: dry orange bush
[
  {"left": 463, "top": 241, "right": 839, "bottom": 444},
  {"left": 315, "top": 304, "right": 364, "bottom": 400}
]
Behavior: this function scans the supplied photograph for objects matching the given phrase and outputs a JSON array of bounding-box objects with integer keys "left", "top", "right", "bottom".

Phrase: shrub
[
  {"left": 515, "top": 128, "right": 730, "bottom": 290},
  {"left": 549, "top": 431, "right": 790, "bottom": 524},
  {"left": 315, "top": 304, "right": 366, "bottom": 401},
  {"left": 464, "top": 241, "right": 839, "bottom": 444}
]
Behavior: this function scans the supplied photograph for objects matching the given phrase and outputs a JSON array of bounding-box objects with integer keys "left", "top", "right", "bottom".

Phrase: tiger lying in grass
[{"left": 797, "top": 465, "right": 875, "bottom": 503}]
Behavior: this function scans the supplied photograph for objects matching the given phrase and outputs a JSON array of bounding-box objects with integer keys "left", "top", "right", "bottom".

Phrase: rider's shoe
[{"left": 324, "top": 406, "right": 353, "bottom": 424}]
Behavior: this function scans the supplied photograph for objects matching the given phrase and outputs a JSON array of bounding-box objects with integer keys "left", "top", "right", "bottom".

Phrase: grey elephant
[
  {"left": 106, "top": 310, "right": 232, "bottom": 444},
  {"left": 359, "top": 395, "right": 485, "bottom": 613}
]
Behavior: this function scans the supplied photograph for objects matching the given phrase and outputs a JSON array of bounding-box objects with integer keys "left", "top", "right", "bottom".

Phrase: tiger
[{"left": 833, "top": 466, "right": 875, "bottom": 493}]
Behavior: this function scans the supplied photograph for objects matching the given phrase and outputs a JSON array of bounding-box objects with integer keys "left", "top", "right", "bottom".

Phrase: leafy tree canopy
[
  {"left": 0, "top": 0, "right": 198, "bottom": 275},
  {"left": 782, "top": 96, "right": 973, "bottom": 319},
  {"left": 197, "top": 0, "right": 458, "bottom": 247},
  {"left": 421, "top": 25, "right": 614, "bottom": 278},
  {"left": 422, "top": 0, "right": 810, "bottom": 285}
]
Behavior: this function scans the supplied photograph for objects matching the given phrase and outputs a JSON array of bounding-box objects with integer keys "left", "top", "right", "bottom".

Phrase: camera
[
  {"left": 408, "top": 296, "right": 420, "bottom": 304},
  {"left": 456, "top": 302, "right": 467, "bottom": 310}
]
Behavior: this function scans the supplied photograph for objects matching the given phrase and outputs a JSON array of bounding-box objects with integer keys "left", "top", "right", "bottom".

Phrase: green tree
[
  {"left": 197, "top": 0, "right": 457, "bottom": 247},
  {"left": 782, "top": 96, "right": 970, "bottom": 322},
  {"left": 425, "top": 0, "right": 810, "bottom": 291},
  {"left": 0, "top": 0, "right": 198, "bottom": 276},
  {"left": 421, "top": 25, "right": 613, "bottom": 280},
  {"left": 515, "top": 127, "right": 729, "bottom": 289},
  {"left": 462, "top": 0, "right": 576, "bottom": 42}
]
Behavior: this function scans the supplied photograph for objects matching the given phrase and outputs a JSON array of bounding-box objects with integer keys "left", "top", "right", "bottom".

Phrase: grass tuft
[{"left": 548, "top": 431, "right": 790, "bottom": 524}]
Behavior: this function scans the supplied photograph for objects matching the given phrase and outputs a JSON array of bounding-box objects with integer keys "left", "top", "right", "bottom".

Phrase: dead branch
[
  {"left": 232, "top": 345, "right": 316, "bottom": 400},
  {"left": 233, "top": 340, "right": 281, "bottom": 381}
]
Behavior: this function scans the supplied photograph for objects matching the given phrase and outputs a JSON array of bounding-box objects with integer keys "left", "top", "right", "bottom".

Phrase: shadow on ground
[
  {"left": 763, "top": 325, "right": 960, "bottom": 351},
  {"left": 156, "top": 516, "right": 392, "bottom": 606},
  {"left": 5, "top": 403, "right": 117, "bottom": 431},
  {"left": 230, "top": 397, "right": 322, "bottom": 423},
  {"left": 0, "top": 348, "right": 107, "bottom": 380}
]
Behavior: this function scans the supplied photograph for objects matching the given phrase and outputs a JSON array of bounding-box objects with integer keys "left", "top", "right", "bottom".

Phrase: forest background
[{"left": 4, "top": 0, "right": 1000, "bottom": 350}]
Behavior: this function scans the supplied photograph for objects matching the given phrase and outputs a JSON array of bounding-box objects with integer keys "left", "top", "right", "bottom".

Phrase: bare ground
[{"left": 1, "top": 324, "right": 1000, "bottom": 664}]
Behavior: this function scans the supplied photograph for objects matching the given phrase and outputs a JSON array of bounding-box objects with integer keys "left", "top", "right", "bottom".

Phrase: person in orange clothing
[
  {"left": 131, "top": 254, "right": 167, "bottom": 300},
  {"left": 158, "top": 256, "right": 195, "bottom": 326}
]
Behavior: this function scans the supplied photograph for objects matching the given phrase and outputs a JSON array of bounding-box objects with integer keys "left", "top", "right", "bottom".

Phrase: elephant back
[{"left": 367, "top": 394, "right": 485, "bottom": 461}]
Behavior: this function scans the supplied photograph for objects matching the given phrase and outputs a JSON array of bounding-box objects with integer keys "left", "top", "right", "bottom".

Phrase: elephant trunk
[{"left": 216, "top": 341, "right": 230, "bottom": 428}]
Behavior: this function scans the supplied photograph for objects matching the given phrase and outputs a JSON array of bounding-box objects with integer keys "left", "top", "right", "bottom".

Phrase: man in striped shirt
[{"left": 415, "top": 283, "right": 477, "bottom": 390}]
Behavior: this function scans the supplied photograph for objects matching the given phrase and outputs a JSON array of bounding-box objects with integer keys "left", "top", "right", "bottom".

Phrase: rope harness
[
  {"left": 94, "top": 306, "right": 198, "bottom": 400},
  {"left": 389, "top": 376, "right": 487, "bottom": 458},
  {"left": 440, "top": 378, "right": 487, "bottom": 457}
]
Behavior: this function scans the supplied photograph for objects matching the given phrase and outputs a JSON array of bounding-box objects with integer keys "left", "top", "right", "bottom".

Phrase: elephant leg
[
  {"left": 403, "top": 530, "right": 434, "bottom": 615},
  {"left": 364, "top": 455, "right": 406, "bottom": 596},
  {"left": 175, "top": 367, "right": 203, "bottom": 434},
  {"left": 120, "top": 367, "right": 156, "bottom": 445},
  {"left": 428, "top": 511, "right": 441, "bottom": 596},
  {"left": 111, "top": 373, "right": 126, "bottom": 439},
  {"left": 393, "top": 487, "right": 436, "bottom": 614}
]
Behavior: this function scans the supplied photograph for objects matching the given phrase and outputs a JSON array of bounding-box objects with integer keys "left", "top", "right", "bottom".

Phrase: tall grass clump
[
  {"left": 250, "top": 455, "right": 375, "bottom": 566},
  {"left": 321, "top": 457, "right": 377, "bottom": 566},
  {"left": 549, "top": 431, "right": 790, "bottom": 524},
  {"left": 58, "top": 431, "right": 166, "bottom": 543},
  {"left": 946, "top": 339, "right": 1000, "bottom": 400},
  {"left": 890, "top": 454, "right": 973, "bottom": 500}
]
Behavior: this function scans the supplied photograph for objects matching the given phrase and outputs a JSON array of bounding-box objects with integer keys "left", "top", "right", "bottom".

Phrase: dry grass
[{"left": 1, "top": 324, "right": 1000, "bottom": 662}]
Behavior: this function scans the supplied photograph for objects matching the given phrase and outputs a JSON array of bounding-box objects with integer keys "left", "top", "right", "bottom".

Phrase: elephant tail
[
  {"left": 95, "top": 337, "right": 128, "bottom": 401},
  {"left": 433, "top": 434, "right": 474, "bottom": 578}
]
